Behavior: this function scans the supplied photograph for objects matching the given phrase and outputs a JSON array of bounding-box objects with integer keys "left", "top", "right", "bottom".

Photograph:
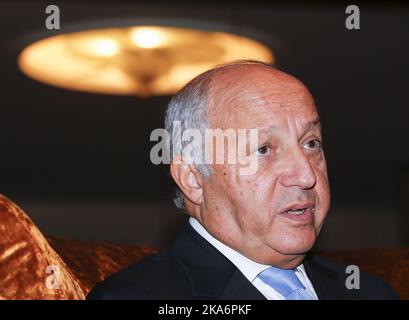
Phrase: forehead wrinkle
[{"left": 257, "top": 116, "right": 320, "bottom": 134}]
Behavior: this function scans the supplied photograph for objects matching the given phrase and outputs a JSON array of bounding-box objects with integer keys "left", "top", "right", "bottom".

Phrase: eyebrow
[
  {"left": 257, "top": 117, "right": 321, "bottom": 136},
  {"left": 302, "top": 118, "right": 321, "bottom": 135}
]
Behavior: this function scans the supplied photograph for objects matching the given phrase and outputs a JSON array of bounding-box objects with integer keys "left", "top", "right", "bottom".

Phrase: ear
[{"left": 170, "top": 156, "right": 204, "bottom": 206}]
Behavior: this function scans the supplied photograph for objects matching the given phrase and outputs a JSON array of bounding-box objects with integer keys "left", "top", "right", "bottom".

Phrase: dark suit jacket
[{"left": 87, "top": 221, "right": 399, "bottom": 300}]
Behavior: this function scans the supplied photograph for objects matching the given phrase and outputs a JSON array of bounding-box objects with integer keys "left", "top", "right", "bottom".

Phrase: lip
[
  {"left": 281, "top": 202, "right": 315, "bottom": 213},
  {"left": 279, "top": 202, "right": 315, "bottom": 223}
]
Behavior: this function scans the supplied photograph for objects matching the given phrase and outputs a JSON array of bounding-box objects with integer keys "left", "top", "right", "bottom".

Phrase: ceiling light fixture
[{"left": 18, "top": 25, "right": 274, "bottom": 97}]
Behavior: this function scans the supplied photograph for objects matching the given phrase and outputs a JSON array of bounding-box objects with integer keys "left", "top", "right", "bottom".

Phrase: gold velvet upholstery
[
  {"left": 0, "top": 194, "right": 157, "bottom": 299},
  {"left": 46, "top": 237, "right": 157, "bottom": 295},
  {"left": 0, "top": 194, "right": 408, "bottom": 299},
  {"left": 0, "top": 194, "right": 83, "bottom": 299}
]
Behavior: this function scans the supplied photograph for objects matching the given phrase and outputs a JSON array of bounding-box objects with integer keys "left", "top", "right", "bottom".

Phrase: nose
[{"left": 278, "top": 147, "right": 317, "bottom": 189}]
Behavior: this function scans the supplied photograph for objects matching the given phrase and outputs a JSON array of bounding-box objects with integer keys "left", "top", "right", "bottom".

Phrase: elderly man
[{"left": 87, "top": 61, "right": 398, "bottom": 300}]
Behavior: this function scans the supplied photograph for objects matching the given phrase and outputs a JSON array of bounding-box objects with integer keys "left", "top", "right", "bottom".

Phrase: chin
[{"left": 273, "top": 232, "right": 317, "bottom": 256}]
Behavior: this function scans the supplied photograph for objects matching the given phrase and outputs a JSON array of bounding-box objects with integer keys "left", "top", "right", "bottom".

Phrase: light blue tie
[{"left": 257, "top": 266, "right": 314, "bottom": 300}]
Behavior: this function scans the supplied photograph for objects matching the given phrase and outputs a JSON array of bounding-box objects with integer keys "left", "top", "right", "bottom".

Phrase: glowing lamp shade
[{"left": 18, "top": 26, "right": 274, "bottom": 96}]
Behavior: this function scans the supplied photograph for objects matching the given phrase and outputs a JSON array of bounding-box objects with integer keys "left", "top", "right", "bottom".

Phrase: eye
[
  {"left": 303, "top": 139, "right": 322, "bottom": 152},
  {"left": 255, "top": 146, "right": 270, "bottom": 156}
]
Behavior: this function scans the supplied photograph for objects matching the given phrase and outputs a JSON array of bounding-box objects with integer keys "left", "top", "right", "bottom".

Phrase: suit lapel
[
  {"left": 172, "top": 221, "right": 266, "bottom": 300},
  {"left": 173, "top": 222, "right": 347, "bottom": 300},
  {"left": 303, "top": 255, "right": 340, "bottom": 299},
  {"left": 220, "top": 268, "right": 267, "bottom": 300}
]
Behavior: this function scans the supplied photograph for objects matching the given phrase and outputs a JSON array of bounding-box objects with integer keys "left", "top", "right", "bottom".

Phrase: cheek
[
  {"left": 230, "top": 174, "right": 278, "bottom": 224},
  {"left": 313, "top": 169, "right": 331, "bottom": 227},
  {"left": 232, "top": 168, "right": 264, "bottom": 199},
  {"left": 202, "top": 170, "right": 266, "bottom": 234},
  {"left": 203, "top": 166, "right": 245, "bottom": 211},
  {"left": 312, "top": 153, "right": 330, "bottom": 196},
  {"left": 316, "top": 159, "right": 330, "bottom": 199}
]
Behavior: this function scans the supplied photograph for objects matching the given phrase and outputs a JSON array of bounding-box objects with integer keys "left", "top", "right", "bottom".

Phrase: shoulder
[
  {"left": 86, "top": 250, "right": 191, "bottom": 300},
  {"left": 309, "top": 255, "right": 399, "bottom": 299}
]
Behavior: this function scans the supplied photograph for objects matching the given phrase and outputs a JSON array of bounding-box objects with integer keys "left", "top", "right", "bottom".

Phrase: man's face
[{"left": 198, "top": 66, "right": 331, "bottom": 267}]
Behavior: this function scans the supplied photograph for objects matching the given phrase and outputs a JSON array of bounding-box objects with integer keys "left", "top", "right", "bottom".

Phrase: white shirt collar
[{"left": 189, "top": 216, "right": 308, "bottom": 283}]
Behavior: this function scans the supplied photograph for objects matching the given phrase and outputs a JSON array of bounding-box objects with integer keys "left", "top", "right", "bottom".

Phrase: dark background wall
[{"left": 0, "top": 0, "right": 408, "bottom": 249}]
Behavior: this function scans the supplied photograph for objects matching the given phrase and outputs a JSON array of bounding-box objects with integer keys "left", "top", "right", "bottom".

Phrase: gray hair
[{"left": 164, "top": 59, "right": 273, "bottom": 210}]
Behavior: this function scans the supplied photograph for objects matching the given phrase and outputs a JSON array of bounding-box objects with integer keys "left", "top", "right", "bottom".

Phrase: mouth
[{"left": 279, "top": 203, "right": 315, "bottom": 223}]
